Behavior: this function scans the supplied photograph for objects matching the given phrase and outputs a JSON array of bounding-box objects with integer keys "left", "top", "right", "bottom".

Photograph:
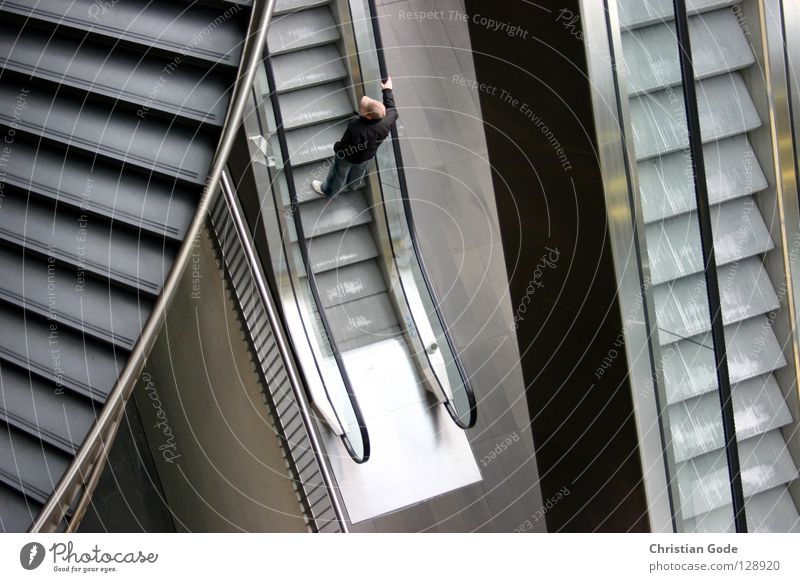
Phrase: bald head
[{"left": 359, "top": 95, "right": 386, "bottom": 120}]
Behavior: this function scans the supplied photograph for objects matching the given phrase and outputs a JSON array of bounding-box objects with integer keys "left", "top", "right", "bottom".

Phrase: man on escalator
[{"left": 311, "top": 76, "right": 398, "bottom": 197}]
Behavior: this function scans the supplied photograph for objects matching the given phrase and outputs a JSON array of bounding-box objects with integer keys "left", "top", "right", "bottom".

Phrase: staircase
[
  {"left": 0, "top": 0, "right": 252, "bottom": 532},
  {"left": 618, "top": 0, "right": 800, "bottom": 531},
  {"left": 267, "top": 0, "right": 401, "bottom": 353}
]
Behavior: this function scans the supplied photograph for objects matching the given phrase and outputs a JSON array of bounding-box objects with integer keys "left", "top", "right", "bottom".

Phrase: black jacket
[{"left": 333, "top": 89, "right": 398, "bottom": 164}]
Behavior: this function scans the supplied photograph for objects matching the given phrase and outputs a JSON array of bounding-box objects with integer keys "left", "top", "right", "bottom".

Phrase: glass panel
[
  {"left": 615, "top": 0, "right": 734, "bottom": 531},
  {"left": 346, "top": 0, "right": 477, "bottom": 428},
  {"left": 243, "top": 62, "right": 368, "bottom": 462}
]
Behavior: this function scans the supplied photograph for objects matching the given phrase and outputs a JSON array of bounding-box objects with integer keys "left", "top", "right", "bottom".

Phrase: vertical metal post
[{"left": 672, "top": 0, "right": 747, "bottom": 532}]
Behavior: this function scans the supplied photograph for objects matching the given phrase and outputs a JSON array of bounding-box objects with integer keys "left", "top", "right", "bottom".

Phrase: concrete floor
[{"left": 345, "top": 0, "right": 546, "bottom": 532}]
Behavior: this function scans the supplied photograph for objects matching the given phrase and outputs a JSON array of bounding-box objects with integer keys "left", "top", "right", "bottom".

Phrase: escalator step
[
  {"left": 682, "top": 485, "right": 800, "bottom": 532},
  {"left": 285, "top": 120, "right": 348, "bottom": 166},
  {"left": 621, "top": 8, "right": 754, "bottom": 96},
  {"left": 289, "top": 162, "right": 330, "bottom": 203},
  {"left": 676, "top": 430, "right": 798, "bottom": 520},
  {"left": 646, "top": 196, "right": 773, "bottom": 285},
  {"left": 669, "top": 373, "right": 793, "bottom": 463},
  {"left": 0, "top": 21, "right": 231, "bottom": 126},
  {"left": 653, "top": 256, "right": 778, "bottom": 345},
  {"left": 661, "top": 315, "right": 787, "bottom": 405},
  {"left": 617, "top": 0, "right": 738, "bottom": 31},
  {"left": 639, "top": 135, "right": 768, "bottom": 224},
  {"left": 0, "top": 76, "right": 216, "bottom": 185},
  {"left": 629, "top": 73, "right": 761, "bottom": 160},
  {"left": 270, "top": 45, "right": 347, "bottom": 93},
  {"left": 0, "top": 245, "right": 151, "bottom": 349},
  {"left": 324, "top": 292, "right": 398, "bottom": 346},
  {"left": 0, "top": 360, "right": 96, "bottom": 455},
  {"left": 315, "top": 260, "right": 387, "bottom": 308},
  {"left": 275, "top": 0, "right": 331, "bottom": 16},
  {"left": 0, "top": 0, "right": 247, "bottom": 67},
  {"left": 279, "top": 82, "right": 353, "bottom": 130},
  {"left": 299, "top": 190, "right": 372, "bottom": 238},
  {"left": 267, "top": 6, "right": 340, "bottom": 55},
  {"left": 306, "top": 225, "right": 379, "bottom": 274},
  {"left": 0, "top": 421, "right": 72, "bottom": 504}
]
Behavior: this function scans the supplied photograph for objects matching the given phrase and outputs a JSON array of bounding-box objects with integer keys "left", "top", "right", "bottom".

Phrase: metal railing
[
  {"left": 209, "top": 172, "right": 347, "bottom": 532},
  {"left": 30, "top": 0, "right": 282, "bottom": 532}
]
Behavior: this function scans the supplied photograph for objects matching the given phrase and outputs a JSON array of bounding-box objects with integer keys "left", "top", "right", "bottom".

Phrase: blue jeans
[{"left": 321, "top": 156, "right": 370, "bottom": 196}]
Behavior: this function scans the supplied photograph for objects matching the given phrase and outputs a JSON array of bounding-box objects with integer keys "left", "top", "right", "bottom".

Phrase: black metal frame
[{"left": 672, "top": 0, "right": 747, "bottom": 532}]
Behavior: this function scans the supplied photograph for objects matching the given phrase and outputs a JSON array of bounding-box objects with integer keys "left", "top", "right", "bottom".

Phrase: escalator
[
  {"left": 616, "top": 0, "right": 800, "bottom": 531},
  {"left": 268, "top": 1, "right": 400, "bottom": 352},
  {"left": 256, "top": 0, "right": 477, "bottom": 461},
  {"left": 0, "top": 0, "right": 252, "bottom": 532}
]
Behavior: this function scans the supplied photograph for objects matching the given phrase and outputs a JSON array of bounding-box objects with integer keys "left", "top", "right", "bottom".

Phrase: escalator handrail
[
  {"left": 362, "top": 0, "right": 477, "bottom": 428},
  {"left": 262, "top": 47, "right": 371, "bottom": 463},
  {"left": 29, "top": 0, "right": 279, "bottom": 532}
]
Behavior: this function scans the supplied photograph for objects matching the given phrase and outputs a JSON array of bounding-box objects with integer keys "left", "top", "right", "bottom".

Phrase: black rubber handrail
[
  {"left": 262, "top": 46, "right": 370, "bottom": 463},
  {"left": 363, "top": 0, "right": 477, "bottom": 429},
  {"left": 673, "top": 0, "right": 746, "bottom": 532}
]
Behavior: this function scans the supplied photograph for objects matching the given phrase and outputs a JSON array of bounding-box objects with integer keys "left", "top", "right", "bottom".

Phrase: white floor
[{"left": 322, "top": 336, "right": 481, "bottom": 523}]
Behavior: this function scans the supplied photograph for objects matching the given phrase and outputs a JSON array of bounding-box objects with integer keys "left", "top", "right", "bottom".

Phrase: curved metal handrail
[
  {"left": 361, "top": 0, "right": 477, "bottom": 429},
  {"left": 30, "top": 0, "right": 279, "bottom": 532},
  {"left": 261, "top": 48, "right": 371, "bottom": 463}
]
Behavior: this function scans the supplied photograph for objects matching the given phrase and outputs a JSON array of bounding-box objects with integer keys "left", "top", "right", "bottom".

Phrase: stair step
[
  {"left": 315, "top": 260, "right": 387, "bottom": 308},
  {"left": 662, "top": 315, "right": 787, "bottom": 405},
  {"left": 0, "top": 22, "right": 231, "bottom": 126},
  {"left": 629, "top": 73, "right": 761, "bottom": 161},
  {"left": 618, "top": 0, "right": 738, "bottom": 31},
  {"left": 676, "top": 430, "right": 798, "bottom": 519},
  {"left": 622, "top": 8, "right": 754, "bottom": 96},
  {"left": 0, "top": 245, "right": 150, "bottom": 349},
  {"left": 0, "top": 76, "right": 215, "bottom": 185},
  {"left": 653, "top": 256, "right": 778, "bottom": 345},
  {"left": 0, "top": 360, "right": 96, "bottom": 455},
  {"left": 275, "top": 0, "right": 331, "bottom": 16},
  {"left": 646, "top": 196, "right": 773, "bottom": 286},
  {"left": 324, "top": 292, "right": 398, "bottom": 345},
  {"left": 268, "top": 6, "right": 340, "bottom": 55},
  {"left": 279, "top": 82, "right": 353, "bottom": 129},
  {"left": 682, "top": 485, "right": 800, "bottom": 532},
  {"left": 0, "top": 482, "right": 42, "bottom": 533},
  {"left": 0, "top": 136, "right": 194, "bottom": 241},
  {"left": 639, "top": 135, "right": 768, "bottom": 224},
  {"left": 0, "top": 308, "right": 119, "bottom": 403},
  {"left": 271, "top": 45, "right": 347, "bottom": 93},
  {"left": 299, "top": 190, "right": 372, "bottom": 238},
  {"left": 669, "top": 374, "right": 793, "bottom": 463},
  {"left": 0, "top": 421, "right": 72, "bottom": 504},
  {"left": 286, "top": 121, "right": 347, "bottom": 166},
  {"left": 0, "top": 190, "right": 174, "bottom": 296},
  {"left": 0, "top": 0, "right": 247, "bottom": 67},
  {"left": 306, "top": 225, "right": 379, "bottom": 274}
]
